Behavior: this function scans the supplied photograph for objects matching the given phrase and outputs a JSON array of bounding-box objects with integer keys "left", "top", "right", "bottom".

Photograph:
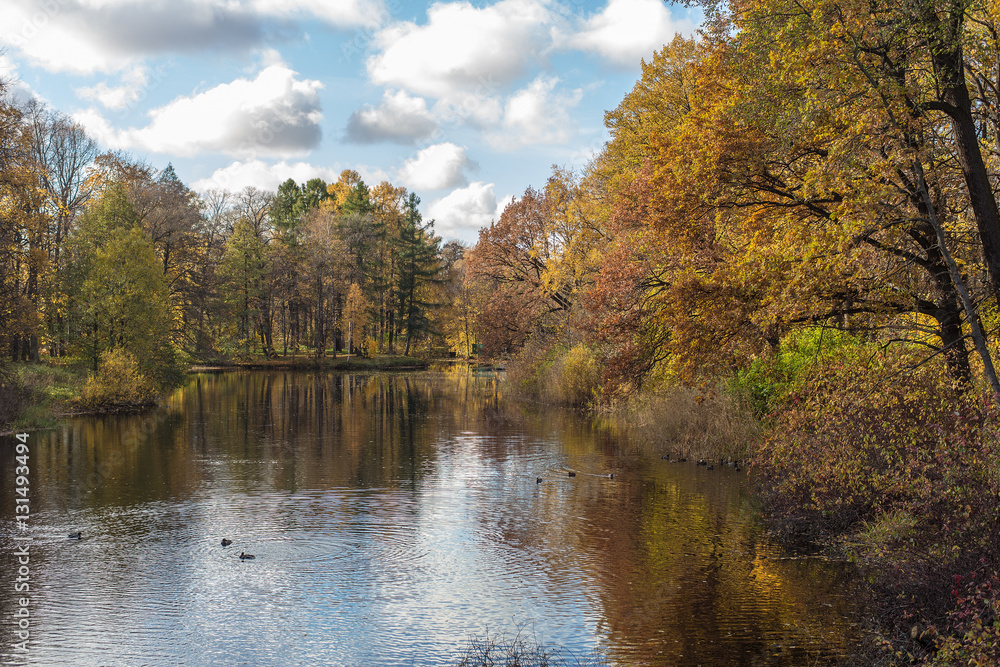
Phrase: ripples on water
[{"left": 0, "top": 370, "right": 857, "bottom": 666}]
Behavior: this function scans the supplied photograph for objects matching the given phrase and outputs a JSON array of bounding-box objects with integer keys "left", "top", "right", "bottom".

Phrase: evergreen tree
[{"left": 396, "top": 193, "right": 441, "bottom": 355}]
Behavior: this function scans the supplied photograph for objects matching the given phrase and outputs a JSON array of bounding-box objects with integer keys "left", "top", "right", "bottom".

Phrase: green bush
[
  {"left": 735, "top": 326, "right": 866, "bottom": 417},
  {"left": 78, "top": 348, "right": 160, "bottom": 410}
]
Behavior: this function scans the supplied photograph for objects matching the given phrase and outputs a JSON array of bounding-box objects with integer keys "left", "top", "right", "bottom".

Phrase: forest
[
  {"left": 4, "top": 0, "right": 1000, "bottom": 662},
  {"left": 0, "top": 96, "right": 467, "bottom": 409}
]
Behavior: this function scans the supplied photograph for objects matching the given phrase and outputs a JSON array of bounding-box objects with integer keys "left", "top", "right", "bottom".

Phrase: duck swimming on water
[
  {"left": 239, "top": 552, "right": 255, "bottom": 560},
  {"left": 221, "top": 538, "right": 232, "bottom": 547},
  {"left": 68, "top": 532, "right": 82, "bottom": 539}
]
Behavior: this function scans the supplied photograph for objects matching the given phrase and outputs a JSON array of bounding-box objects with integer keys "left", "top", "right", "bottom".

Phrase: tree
[
  {"left": 0, "top": 94, "right": 46, "bottom": 362},
  {"left": 343, "top": 282, "right": 369, "bottom": 358},
  {"left": 219, "top": 217, "right": 270, "bottom": 358},
  {"left": 77, "top": 226, "right": 177, "bottom": 381},
  {"left": 23, "top": 102, "right": 98, "bottom": 357},
  {"left": 466, "top": 186, "right": 574, "bottom": 358},
  {"left": 396, "top": 193, "right": 441, "bottom": 355}
]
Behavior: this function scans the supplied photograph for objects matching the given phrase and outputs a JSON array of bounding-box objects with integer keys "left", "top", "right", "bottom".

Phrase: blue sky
[{"left": 0, "top": 0, "right": 700, "bottom": 243}]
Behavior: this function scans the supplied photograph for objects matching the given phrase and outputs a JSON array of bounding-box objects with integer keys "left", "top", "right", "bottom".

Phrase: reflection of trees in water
[{"left": 4, "top": 370, "right": 859, "bottom": 665}]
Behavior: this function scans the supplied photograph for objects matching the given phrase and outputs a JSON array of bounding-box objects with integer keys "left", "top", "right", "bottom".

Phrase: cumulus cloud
[
  {"left": 191, "top": 159, "right": 389, "bottom": 194},
  {"left": 565, "top": 0, "right": 696, "bottom": 66},
  {"left": 345, "top": 90, "right": 438, "bottom": 144},
  {"left": 252, "top": 0, "right": 386, "bottom": 29},
  {"left": 396, "top": 143, "right": 475, "bottom": 191},
  {"left": 76, "top": 66, "right": 151, "bottom": 110},
  {"left": 367, "top": 0, "right": 553, "bottom": 100},
  {"left": 426, "top": 181, "right": 508, "bottom": 241},
  {"left": 0, "top": 0, "right": 384, "bottom": 74},
  {"left": 75, "top": 63, "right": 323, "bottom": 159},
  {"left": 487, "top": 76, "right": 582, "bottom": 149}
]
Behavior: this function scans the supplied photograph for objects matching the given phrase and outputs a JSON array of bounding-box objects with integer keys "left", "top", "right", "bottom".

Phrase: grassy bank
[
  {"left": 0, "top": 360, "right": 90, "bottom": 433},
  {"left": 501, "top": 332, "right": 1000, "bottom": 665}
]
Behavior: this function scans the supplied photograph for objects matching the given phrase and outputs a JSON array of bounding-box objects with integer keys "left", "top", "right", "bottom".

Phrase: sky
[{"left": 0, "top": 0, "right": 700, "bottom": 244}]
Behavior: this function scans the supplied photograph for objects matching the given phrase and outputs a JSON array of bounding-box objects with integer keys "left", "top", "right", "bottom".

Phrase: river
[{"left": 0, "top": 369, "right": 857, "bottom": 666}]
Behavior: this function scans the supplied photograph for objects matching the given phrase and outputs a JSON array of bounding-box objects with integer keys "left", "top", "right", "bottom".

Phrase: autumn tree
[
  {"left": 23, "top": 101, "right": 98, "bottom": 357},
  {"left": 343, "top": 282, "right": 369, "bottom": 358},
  {"left": 219, "top": 216, "right": 271, "bottom": 358},
  {"left": 62, "top": 182, "right": 180, "bottom": 387},
  {"left": 0, "top": 93, "right": 46, "bottom": 362}
]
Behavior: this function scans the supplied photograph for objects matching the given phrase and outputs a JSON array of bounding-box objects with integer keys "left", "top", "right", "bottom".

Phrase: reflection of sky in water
[{"left": 0, "top": 372, "right": 856, "bottom": 666}]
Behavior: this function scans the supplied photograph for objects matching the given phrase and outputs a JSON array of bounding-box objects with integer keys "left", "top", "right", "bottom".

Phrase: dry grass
[
  {"left": 456, "top": 630, "right": 608, "bottom": 667},
  {"left": 604, "top": 384, "right": 761, "bottom": 461}
]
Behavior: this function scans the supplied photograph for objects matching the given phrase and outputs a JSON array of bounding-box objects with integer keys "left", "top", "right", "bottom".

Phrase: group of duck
[
  {"left": 70, "top": 531, "right": 257, "bottom": 560},
  {"left": 221, "top": 538, "right": 255, "bottom": 560},
  {"left": 661, "top": 454, "right": 742, "bottom": 472}
]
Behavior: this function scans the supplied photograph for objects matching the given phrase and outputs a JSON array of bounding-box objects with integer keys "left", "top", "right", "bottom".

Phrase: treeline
[
  {"left": 465, "top": 2, "right": 1000, "bottom": 663},
  {"left": 0, "top": 93, "right": 472, "bottom": 400}
]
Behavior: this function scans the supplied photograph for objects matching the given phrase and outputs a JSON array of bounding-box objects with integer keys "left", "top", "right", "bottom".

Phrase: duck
[
  {"left": 697, "top": 458, "right": 707, "bottom": 466},
  {"left": 536, "top": 477, "right": 543, "bottom": 484},
  {"left": 239, "top": 552, "right": 255, "bottom": 560},
  {"left": 707, "top": 465, "right": 714, "bottom": 471},
  {"left": 221, "top": 538, "right": 232, "bottom": 547},
  {"left": 678, "top": 458, "right": 687, "bottom": 463},
  {"left": 68, "top": 532, "right": 82, "bottom": 540},
  {"left": 568, "top": 471, "right": 576, "bottom": 477}
]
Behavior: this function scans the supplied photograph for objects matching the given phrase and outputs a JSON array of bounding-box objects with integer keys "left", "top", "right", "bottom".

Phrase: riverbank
[
  {"left": 500, "top": 335, "right": 1000, "bottom": 665},
  {"left": 0, "top": 353, "right": 440, "bottom": 435}
]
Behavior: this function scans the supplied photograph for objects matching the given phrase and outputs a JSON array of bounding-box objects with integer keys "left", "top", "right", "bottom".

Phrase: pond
[{"left": 0, "top": 369, "right": 858, "bottom": 666}]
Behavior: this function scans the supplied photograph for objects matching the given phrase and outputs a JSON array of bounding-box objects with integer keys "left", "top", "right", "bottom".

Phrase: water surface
[{"left": 0, "top": 370, "right": 857, "bottom": 665}]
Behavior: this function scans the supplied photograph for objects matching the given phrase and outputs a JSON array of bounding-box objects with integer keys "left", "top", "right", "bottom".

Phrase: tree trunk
[{"left": 926, "top": 6, "right": 1000, "bottom": 302}]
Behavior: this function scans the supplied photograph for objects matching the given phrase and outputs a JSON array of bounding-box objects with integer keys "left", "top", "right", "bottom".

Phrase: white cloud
[
  {"left": 0, "top": 0, "right": 385, "bottom": 74},
  {"left": 397, "top": 143, "right": 475, "bottom": 191},
  {"left": 74, "top": 63, "right": 323, "bottom": 158},
  {"left": 367, "top": 0, "right": 553, "bottom": 100},
  {"left": 426, "top": 181, "right": 508, "bottom": 241},
  {"left": 345, "top": 90, "right": 438, "bottom": 144},
  {"left": 76, "top": 66, "right": 149, "bottom": 110},
  {"left": 0, "top": 54, "right": 40, "bottom": 106},
  {"left": 252, "top": 0, "right": 386, "bottom": 29},
  {"left": 191, "top": 159, "right": 390, "bottom": 194},
  {"left": 565, "top": 0, "right": 695, "bottom": 66},
  {"left": 487, "top": 76, "right": 582, "bottom": 149}
]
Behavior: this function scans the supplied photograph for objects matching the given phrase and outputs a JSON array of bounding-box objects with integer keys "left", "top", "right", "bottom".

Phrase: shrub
[
  {"left": 931, "top": 564, "right": 1000, "bottom": 666},
  {"left": 735, "top": 327, "right": 865, "bottom": 418},
  {"left": 752, "top": 347, "right": 1000, "bottom": 661},
  {"left": 543, "top": 344, "right": 601, "bottom": 407},
  {"left": 0, "top": 365, "right": 33, "bottom": 427},
  {"left": 78, "top": 348, "right": 160, "bottom": 410},
  {"left": 606, "top": 384, "right": 759, "bottom": 461},
  {"left": 456, "top": 629, "right": 608, "bottom": 667}
]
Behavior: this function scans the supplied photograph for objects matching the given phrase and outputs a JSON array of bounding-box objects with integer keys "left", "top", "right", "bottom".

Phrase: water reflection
[{"left": 0, "top": 370, "right": 856, "bottom": 665}]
